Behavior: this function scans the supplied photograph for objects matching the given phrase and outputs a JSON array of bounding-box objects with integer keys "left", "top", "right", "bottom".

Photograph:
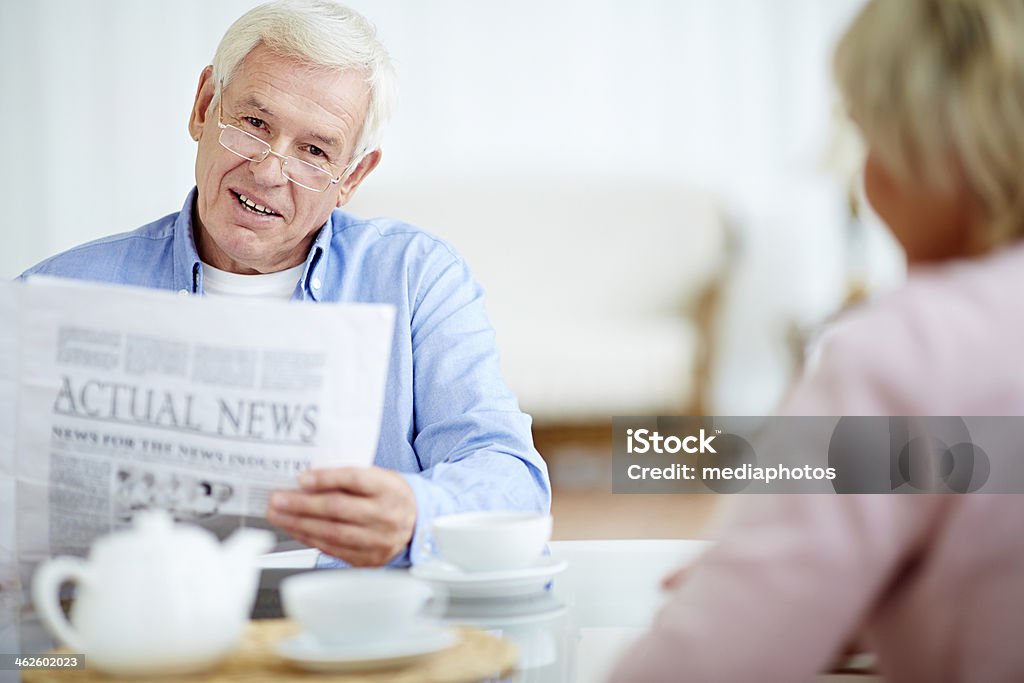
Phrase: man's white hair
[{"left": 211, "top": 0, "right": 397, "bottom": 166}]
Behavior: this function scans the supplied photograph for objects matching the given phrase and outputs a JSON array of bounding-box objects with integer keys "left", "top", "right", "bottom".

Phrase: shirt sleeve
[{"left": 397, "top": 249, "right": 551, "bottom": 565}]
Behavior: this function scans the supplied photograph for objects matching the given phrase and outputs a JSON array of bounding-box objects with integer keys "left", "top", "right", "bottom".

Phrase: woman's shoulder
[{"left": 784, "top": 244, "right": 1024, "bottom": 415}]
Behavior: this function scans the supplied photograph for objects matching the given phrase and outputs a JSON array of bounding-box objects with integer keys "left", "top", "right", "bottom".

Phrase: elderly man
[{"left": 19, "top": 0, "right": 550, "bottom": 568}]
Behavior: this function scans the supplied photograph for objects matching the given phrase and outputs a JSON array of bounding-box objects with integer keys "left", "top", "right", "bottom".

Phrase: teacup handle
[{"left": 32, "top": 557, "right": 90, "bottom": 652}]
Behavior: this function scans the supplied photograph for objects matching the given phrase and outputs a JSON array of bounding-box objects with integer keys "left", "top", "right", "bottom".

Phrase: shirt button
[
  {"left": 311, "top": 277, "right": 322, "bottom": 290},
  {"left": 177, "top": 289, "right": 190, "bottom": 296}
]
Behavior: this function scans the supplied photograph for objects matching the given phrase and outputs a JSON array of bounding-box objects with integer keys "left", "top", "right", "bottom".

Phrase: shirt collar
[
  {"left": 301, "top": 223, "right": 332, "bottom": 302},
  {"left": 172, "top": 188, "right": 202, "bottom": 294},
  {"left": 172, "top": 187, "right": 334, "bottom": 300}
]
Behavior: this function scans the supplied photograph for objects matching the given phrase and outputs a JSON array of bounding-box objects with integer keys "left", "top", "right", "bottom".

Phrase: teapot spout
[{"left": 221, "top": 527, "right": 275, "bottom": 619}]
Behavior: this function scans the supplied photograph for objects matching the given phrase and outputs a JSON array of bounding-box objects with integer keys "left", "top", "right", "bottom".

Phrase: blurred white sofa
[{"left": 347, "top": 176, "right": 729, "bottom": 424}]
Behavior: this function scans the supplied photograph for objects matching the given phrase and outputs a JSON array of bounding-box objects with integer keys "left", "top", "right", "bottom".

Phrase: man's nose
[{"left": 248, "top": 152, "right": 288, "bottom": 187}]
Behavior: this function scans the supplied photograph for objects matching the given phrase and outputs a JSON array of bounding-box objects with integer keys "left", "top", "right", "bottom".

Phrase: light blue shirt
[{"left": 20, "top": 189, "right": 551, "bottom": 566}]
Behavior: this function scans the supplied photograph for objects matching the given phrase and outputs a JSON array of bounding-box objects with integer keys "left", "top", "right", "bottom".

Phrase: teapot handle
[{"left": 32, "top": 557, "right": 90, "bottom": 652}]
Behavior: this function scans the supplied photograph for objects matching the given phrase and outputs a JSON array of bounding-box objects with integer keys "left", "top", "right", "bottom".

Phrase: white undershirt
[{"left": 201, "top": 262, "right": 305, "bottom": 299}]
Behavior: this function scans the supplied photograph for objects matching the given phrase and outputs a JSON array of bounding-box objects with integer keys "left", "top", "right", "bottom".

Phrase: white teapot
[{"left": 32, "top": 510, "right": 274, "bottom": 676}]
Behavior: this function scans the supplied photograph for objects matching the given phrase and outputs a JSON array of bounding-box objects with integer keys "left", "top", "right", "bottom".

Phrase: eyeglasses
[{"left": 216, "top": 97, "right": 352, "bottom": 193}]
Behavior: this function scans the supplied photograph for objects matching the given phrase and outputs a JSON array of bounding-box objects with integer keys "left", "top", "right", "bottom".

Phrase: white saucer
[
  {"left": 445, "top": 591, "right": 568, "bottom": 626},
  {"left": 275, "top": 624, "right": 459, "bottom": 672},
  {"left": 411, "top": 556, "right": 568, "bottom": 599}
]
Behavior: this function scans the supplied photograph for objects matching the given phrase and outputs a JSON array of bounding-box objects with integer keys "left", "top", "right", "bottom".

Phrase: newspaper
[
  {"left": 0, "top": 284, "right": 17, "bottom": 668},
  {"left": 0, "top": 277, "right": 395, "bottom": 597}
]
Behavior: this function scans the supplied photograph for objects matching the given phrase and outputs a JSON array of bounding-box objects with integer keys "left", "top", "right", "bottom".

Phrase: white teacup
[
  {"left": 432, "top": 511, "right": 552, "bottom": 573},
  {"left": 280, "top": 570, "right": 434, "bottom": 646}
]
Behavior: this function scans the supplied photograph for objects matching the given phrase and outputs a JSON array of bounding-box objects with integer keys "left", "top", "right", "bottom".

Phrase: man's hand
[{"left": 267, "top": 466, "right": 417, "bottom": 567}]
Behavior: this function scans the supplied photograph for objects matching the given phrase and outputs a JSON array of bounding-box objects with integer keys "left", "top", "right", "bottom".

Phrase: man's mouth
[{"left": 232, "top": 191, "right": 281, "bottom": 217}]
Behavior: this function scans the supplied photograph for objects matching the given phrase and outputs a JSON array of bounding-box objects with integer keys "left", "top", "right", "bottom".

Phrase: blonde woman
[{"left": 610, "top": 0, "right": 1024, "bottom": 680}]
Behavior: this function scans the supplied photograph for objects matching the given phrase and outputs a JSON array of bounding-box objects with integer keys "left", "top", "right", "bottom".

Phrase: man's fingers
[
  {"left": 268, "top": 508, "right": 379, "bottom": 551},
  {"left": 268, "top": 510, "right": 400, "bottom": 567},
  {"left": 270, "top": 490, "right": 380, "bottom": 525},
  {"left": 297, "top": 467, "right": 387, "bottom": 495},
  {"left": 266, "top": 466, "right": 416, "bottom": 568}
]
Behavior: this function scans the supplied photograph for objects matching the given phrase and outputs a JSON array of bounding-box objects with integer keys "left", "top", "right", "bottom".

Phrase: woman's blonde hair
[
  {"left": 835, "top": 0, "right": 1024, "bottom": 246},
  {"left": 211, "top": 0, "right": 397, "bottom": 168}
]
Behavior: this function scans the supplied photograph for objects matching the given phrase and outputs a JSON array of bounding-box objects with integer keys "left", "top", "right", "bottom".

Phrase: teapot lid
[{"left": 90, "top": 509, "right": 219, "bottom": 564}]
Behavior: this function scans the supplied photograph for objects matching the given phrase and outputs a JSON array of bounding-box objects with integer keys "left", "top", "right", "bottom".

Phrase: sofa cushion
[
  {"left": 347, "top": 177, "right": 726, "bottom": 421},
  {"left": 495, "top": 316, "right": 699, "bottom": 422}
]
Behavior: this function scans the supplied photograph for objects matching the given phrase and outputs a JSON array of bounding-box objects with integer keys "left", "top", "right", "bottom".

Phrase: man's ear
[
  {"left": 335, "top": 149, "right": 383, "bottom": 207},
  {"left": 188, "top": 66, "right": 216, "bottom": 142}
]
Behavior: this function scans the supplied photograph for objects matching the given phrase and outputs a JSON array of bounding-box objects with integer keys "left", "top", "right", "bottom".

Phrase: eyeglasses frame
[{"left": 214, "top": 85, "right": 362, "bottom": 193}]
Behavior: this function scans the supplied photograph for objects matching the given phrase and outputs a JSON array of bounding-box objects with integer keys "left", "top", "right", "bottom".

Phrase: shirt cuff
[{"left": 398, "top": 471, "right": 455, "bottom": 566}]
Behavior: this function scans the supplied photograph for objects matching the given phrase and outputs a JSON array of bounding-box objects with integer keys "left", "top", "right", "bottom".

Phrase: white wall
[
  {"left": 0, "top": 0, "right": 896, "bottom": 412},
  {"left": 1, "top": 0, "right": 866, "bottom": 273}
]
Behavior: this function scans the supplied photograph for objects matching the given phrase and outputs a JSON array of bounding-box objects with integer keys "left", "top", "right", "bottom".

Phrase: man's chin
[{"left": 195, "top": 224, "right": 265, "bottom": 272}]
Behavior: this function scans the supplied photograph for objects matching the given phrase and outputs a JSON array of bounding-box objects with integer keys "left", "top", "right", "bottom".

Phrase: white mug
[
  {"left": 432, "top": 511, "right": 552, "bottom": 572},
  {"left": 281, "top": 570, "right": 439, "bottom": 646}
]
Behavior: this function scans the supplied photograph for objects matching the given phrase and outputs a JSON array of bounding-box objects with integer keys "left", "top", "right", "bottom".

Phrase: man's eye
[
  {"left": 244, "top": 117, "right": 266, "bottom": 130},
  {"left": 305, "top": 145, "right": 325, "bottom": 158}
]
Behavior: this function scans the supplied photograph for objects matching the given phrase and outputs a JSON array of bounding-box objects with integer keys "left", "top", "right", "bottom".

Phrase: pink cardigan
[{"left": 609, "top": 243, "right": 1024, "bottom": 682}]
